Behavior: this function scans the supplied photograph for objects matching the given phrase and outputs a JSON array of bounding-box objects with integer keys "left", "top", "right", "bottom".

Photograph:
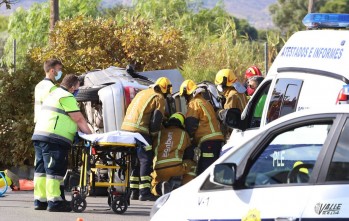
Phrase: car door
[
  {"left": 302, "top": 114, "right": 349, "bottom": 219},
  {"left": 194, "top": 113, "right": 340, "bottom": 221}
]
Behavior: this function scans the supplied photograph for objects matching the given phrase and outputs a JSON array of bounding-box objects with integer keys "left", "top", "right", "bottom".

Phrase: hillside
[{"left": 0, "top": 0, "right": 277, "bottom": 29}]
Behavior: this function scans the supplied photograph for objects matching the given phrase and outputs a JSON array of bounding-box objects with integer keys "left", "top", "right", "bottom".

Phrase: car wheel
[{"left": 75, "top": 86, "right": 104, "bottom": 102}]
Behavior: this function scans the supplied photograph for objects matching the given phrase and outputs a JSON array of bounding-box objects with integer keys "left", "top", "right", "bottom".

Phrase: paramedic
[
  {"left": 32, "top": 74, "right": 92, "bottom": 212},
  {"left": 151, "top": 113, "right": 196, "bottom": 196},
  {"left": 34, "top": 59, "right": 63, "bottom": 123},
  {"left": 121, "top": 77, "right": 172, "bottom": 201},
  {"left": 179, "top": 80, "right": 224, "bottom": 175}
]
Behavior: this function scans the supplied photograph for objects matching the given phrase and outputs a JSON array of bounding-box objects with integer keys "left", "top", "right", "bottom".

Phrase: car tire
[{"left": 75, "top": 86, "right": 104, "bottom": 102}]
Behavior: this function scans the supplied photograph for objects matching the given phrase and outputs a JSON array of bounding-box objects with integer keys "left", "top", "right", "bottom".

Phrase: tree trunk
[
  {"left": 50, "top": 0, "right": 59, "bottom": 32},
  {"left": 308, "top": 0, "right": 314, "bottom": 13}
]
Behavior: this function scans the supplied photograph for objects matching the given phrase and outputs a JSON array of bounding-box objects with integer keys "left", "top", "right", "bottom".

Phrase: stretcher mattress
[{"left": 78, "top": 131, "right": 149, "bottom": 146}]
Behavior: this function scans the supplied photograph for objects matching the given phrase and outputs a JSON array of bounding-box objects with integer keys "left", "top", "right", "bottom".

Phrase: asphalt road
[{"left": 0, "top": 189, "right": 154, "bottom": 221}]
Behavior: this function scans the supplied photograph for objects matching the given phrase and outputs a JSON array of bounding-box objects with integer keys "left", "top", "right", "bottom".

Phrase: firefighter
[
  {"left": 245, "top": 65, "right": 263, "bottom": 97},
  {"left": 215, "top": 69, "right": 248, "bottom": 112},
  {"left": 121, "top": 77, "right": 172, "bottom": 201},
  {"left": 179, "top": 80, "right": 224, "bottom": 175},
  {"left": 34, "top": 59, "right": 63, "bottom": 123},
  {"left": 151, "top": 113, "right": 196, "bottom": 197},
  {"left": 32, "top": 74, "right": 92, "bottom": 212}
]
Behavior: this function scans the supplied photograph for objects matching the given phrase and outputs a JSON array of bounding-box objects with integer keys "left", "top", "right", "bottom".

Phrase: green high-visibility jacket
[{"left": 32, "top": 87, "right": 78, "bottom": 146}]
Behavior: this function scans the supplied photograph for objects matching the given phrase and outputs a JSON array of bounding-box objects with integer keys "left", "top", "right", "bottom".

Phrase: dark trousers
[
  {"left": 34, "top": 141, "right": 69, "bottom": 203},
  {"left": 197, "top": 140, "right": 223, "bottom": 175},
  {"left": 130, "top": 134, "right": 153, "bottom": 196}
]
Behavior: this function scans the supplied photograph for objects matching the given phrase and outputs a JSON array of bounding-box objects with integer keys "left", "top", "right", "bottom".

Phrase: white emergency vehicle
[
  {"left": 150, "top": 105, "right": 349, "bottom": 221},
  {"left": 222, "top": 13, "right": 349, "bottom": 154}
]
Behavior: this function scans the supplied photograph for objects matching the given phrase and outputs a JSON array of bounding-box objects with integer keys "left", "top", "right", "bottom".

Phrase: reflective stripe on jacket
[
  {"left": 32, "top": 88, "right": 78, "bottom": 145},
  {"left": 121, "top": 88, "right": 165, "bottom": 134},
  {"left": 34, "top": 79, "right": 57, "bottom": 123},
  {"left": 223, "top": 87, "right": 248, "bottom": 112},
  {"left": 186, "top": 94, "right": 224, "bottom": 145},
  {"left": 153, "top": 126, "right": 191, "bottom": 170}
]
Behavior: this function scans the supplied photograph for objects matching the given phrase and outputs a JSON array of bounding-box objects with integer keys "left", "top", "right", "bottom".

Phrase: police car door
[
  {"left": 221, "top": 114, "right": 337, "bottom": 220},
  {"left": 301, "top": 115, "right": 349, "bottom": 219}
]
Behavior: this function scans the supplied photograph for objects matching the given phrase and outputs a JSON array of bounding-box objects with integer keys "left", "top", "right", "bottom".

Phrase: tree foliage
[
  {"left": 269, "top": 0, "right": 326, "bottom": 34},
  {"left": 319, "top": 0, "right": 349, "bottom": 13},
  {"left": 113, "top": 0, "right": 258, "bottom": 40},
  {"left": 0, "top": 59, "right": 42, "bottom": 166},
  {"left": 3, "top": 0, "right": 101, "bottom": 69},
  {"left": 30, "top": 16, "right": 187, "bottom": 73}
]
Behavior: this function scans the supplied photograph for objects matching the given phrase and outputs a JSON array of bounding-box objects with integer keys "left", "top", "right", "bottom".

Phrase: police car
[
  {"left": 150, "top": 105, "right": 349, "bottom": 220},
  {"left": 223, "top": 13, "right": 349, "bottom": 154}
]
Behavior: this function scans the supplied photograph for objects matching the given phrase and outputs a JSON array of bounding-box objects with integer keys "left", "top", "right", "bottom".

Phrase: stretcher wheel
[
  {"left": 71, "top": 194, "right": 87, "bottom": 213},
  {"left": 111, "top": 197, "right": 128, "bottom": 214}
]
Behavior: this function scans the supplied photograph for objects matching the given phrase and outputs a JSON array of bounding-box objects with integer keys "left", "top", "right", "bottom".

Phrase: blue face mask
[
  {"left": 55, "top": 70, "right": 63, "bottom": 81},
  {"left": 73, "top": 89, "right": 79, "bottom": 97}
]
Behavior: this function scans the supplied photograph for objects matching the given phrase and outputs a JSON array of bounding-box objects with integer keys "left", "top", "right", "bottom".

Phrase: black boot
[{"left": 130, "top": 189, "right": 139, "bottom": 200}]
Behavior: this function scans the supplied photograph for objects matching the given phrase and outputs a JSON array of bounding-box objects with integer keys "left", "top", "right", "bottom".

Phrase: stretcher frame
[{"left": 71, "top": 140, "right": 137, "bottom": 214}]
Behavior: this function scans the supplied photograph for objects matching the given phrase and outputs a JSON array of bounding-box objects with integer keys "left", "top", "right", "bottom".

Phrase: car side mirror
[
  {"left": 210, "top": 163, "right": 237, "bottom": 186},
  {"left": 225, "top": 108, "right": 242, "bottom": 129}
]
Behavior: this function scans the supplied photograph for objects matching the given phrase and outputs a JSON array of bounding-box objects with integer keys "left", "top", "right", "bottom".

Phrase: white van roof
[{"left": 268, "top": 30, "right": 349, "bottom": 80}]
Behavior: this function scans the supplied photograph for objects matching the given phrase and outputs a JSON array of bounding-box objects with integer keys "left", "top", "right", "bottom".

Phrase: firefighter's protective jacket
[
  {"left": 121, "top": 88, "right": 165, "bottom": 135},
  {"left": 186, "top": 94, "right": 224, "bottom": 145},
  {"left": 223, "top": 87, "right": 248, "bottom": 111},
  {"left": 153, "top": 126, "right": 191, "bottom": 170}
]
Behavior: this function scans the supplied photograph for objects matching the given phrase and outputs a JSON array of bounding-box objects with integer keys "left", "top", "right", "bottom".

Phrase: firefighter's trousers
[
  {"left": 197, "top": 140, "right": 223, "bottom": 175},
  {"left": 151, "top": 159, "right": 196, "bottom": 196}
]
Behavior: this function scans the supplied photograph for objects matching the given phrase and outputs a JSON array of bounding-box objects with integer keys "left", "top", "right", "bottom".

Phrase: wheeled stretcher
[{"left": 70, "top": 131, "right": 149, "bottom": 214}]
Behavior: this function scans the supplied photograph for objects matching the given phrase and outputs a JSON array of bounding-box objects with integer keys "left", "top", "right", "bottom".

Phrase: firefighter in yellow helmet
[
  {"left": 215, "top": 69, "right": 248, "bottom": 112},
  {"left": 151, "top": 112, "right": 197, "bottom": 196},
  {"left": 121, "top": 77, "right": 172, "bottom": 201},
  {"left": 179, "top": 80, "right": 224, "bottom": 175}
]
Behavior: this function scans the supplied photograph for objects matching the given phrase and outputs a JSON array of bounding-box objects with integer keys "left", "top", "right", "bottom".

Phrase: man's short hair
[
  {"left": 43, "top": 59, "right": 62, "bottom": 73},
  {"left": 61, "top": 74, "right": 79, "bottom": 89}
]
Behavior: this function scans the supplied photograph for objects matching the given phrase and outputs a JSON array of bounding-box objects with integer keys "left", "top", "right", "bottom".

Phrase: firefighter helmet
[
  {"left": 179, "top": 80, "right": 197, "bottom": 96},
  {"left": 155, "top": 77, "right": 172, "bottom": 94},
  {"left": 169, "top": 112, "right": 185, "bottom": 127},
  {"left": 215, "top": 69, "right": 237, "bottom": 87},
  {"left": 245, "top": 65, "right": 262, "bottom": 79}
]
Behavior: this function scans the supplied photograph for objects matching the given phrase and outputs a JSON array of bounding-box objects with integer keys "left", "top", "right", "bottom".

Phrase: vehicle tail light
[
  {"left": 124, "top": 86, "right": 138, "bottom": 107},
  {"left": 336, "top": 85, "right": 349, "bottom": 104}
]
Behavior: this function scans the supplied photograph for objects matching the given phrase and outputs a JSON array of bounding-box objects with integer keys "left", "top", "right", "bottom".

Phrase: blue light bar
[{"left": 302, "top": 13, "right": 349, "bottom": 29}]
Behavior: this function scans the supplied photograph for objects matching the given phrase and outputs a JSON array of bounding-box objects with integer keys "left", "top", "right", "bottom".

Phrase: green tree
[
  {"left": 319, "top": 0, "right": 349, "bottom": 13},
  {"left": 0, "top": 59, "right": 41, "bottom": 166},
  {"left": 269, "top": 0, "right": 326, "bottom": 34},
  {"left": 2, "top": 0, "right": 101, "bottom": 69},
  {"left": 0, "top": 16, "right": 9, "bottom": 63},
  {"left": 114, "top": 0, "right": 258, "bottom": 40}
]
